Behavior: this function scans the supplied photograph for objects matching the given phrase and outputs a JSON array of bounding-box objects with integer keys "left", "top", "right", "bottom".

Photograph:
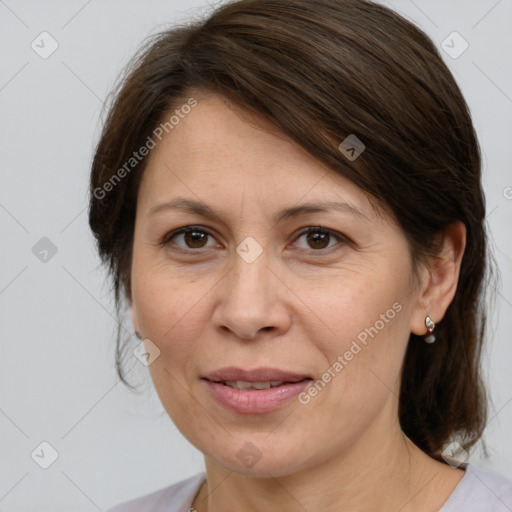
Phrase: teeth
[
  {"left": 223, "top": 380, "right": 285, "bottom": 390},
  {"left": 250, "top": 382, "right": 271, "bottom": 390}
]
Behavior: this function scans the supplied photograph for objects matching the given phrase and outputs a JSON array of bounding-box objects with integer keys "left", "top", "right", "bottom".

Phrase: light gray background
[{"left": 0, "top": 0, "right": 511, "bottom": 510}]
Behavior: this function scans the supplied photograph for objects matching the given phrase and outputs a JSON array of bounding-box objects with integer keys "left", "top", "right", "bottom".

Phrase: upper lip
[{"left": 202, "top": 367, "right": 312, "bottom": 383}]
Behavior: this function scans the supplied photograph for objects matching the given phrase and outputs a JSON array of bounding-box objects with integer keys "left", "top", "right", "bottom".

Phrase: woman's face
[{"left": 131, "top": 92, "right": 427, "bottom": 477}]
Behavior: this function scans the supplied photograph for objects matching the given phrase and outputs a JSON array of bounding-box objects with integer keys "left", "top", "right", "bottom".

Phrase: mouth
[
  {"left": 208, "top": 379, "right": 311, "bottom": 390},
  {"left": 201, "top": 367, "right": 313, "bottom": 413},
  {"left": 202, "top": 366, "right": 312, "bottom": 383}
]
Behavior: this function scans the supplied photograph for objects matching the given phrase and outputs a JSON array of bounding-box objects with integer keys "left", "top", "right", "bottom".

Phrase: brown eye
[
  {"left": 294, "top": 227, "right": 345, "bottom": 252},
  {"left": 306, "top": 229, "right": 331, "bottom": 249},
  {"left": 183, "top": 229, "right": 208, "bottom": 248},
  {"left": 163, "top": 227, "right": 217, "bottom": 250}
]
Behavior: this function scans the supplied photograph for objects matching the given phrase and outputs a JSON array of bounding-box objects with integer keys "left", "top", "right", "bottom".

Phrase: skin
[{"left": 131, "top": 91, "right": 467, "bottom": 512}]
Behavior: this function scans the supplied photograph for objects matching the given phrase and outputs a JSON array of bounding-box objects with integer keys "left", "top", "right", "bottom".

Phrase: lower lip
[{"left": 203, "top": 379, "right": 312, "bottom": 414}]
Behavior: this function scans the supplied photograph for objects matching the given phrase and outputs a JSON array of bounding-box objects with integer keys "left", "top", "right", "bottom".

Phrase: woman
[{"left": 89, "top": 0, "right": 512, "bottom": 510}]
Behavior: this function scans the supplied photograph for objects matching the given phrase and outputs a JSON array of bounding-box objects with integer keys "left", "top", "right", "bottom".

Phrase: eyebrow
[{"left": 147, "top": 197, "right": 370, "bottom": 223}]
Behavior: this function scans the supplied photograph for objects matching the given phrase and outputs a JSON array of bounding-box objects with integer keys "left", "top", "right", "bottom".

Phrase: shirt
[{"left": 105, "top": 462, "right": 512, "bottom": 512}]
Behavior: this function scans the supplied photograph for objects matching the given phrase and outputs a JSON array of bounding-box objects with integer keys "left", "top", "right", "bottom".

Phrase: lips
[
  {"left": 201, "top": 367, "right": 313, "bottom": 413},
  {"left": 202, "top": 366, "right": 311, "bottom": 384}
]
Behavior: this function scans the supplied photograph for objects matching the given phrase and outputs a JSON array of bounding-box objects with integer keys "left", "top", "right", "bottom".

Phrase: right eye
[{"left": 160, "top": 226, "right": 220, "bottom": 251}]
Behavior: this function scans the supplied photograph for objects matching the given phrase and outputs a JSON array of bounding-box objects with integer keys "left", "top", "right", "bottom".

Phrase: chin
[
  {"left": 203, "top": 438, "right": 317, "bottom": 478},
  {"left": 216, "top": 456, "right": 303, "bottom": 478}
]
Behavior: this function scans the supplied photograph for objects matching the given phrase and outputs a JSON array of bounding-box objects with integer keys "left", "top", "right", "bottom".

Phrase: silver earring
[
  {"left": 134, "top": 331, "right": 142, "bottom": 340},
  {"left": 424, "top": 316, "right": 435, "bottom": 344}
]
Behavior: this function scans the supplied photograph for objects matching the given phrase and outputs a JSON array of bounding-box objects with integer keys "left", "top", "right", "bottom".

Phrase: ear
[{"left": 410, "top": 221, "right": 466, "bottom": 336}]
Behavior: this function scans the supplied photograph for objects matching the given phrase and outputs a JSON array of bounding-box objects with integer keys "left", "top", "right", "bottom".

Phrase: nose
[{"left": 212, "top": 247, "right": 292, "bottom": 340}]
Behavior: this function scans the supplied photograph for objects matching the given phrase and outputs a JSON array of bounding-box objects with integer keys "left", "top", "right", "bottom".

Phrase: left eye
[{"left": 293, "top": 227, "right": 344, "bottom": 251}]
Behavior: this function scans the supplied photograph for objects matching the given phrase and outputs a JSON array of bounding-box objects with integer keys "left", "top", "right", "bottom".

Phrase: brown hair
[{"left": 89, "top": 0, "right": 492, "bottom": 462}]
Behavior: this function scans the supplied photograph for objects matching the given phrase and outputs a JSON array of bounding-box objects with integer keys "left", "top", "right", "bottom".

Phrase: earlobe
[{"left": 410, "top": 221, "right": 466, "bottom": 337}]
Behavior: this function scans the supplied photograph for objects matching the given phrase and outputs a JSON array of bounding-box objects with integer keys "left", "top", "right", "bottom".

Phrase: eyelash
[{"left": 158, "top": 225, "right": 350, "bottom": 255}]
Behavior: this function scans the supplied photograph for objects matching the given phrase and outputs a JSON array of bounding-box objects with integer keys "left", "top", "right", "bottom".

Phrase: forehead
[
  {"left": 146, "top": 93, "right": 324, "bottom": 177},
  {"left": 137, "top": 93, "right": 381, "bottom": 222}
]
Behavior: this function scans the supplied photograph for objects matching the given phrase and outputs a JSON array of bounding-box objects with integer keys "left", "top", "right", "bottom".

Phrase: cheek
[
  {"left": 302, "top": 269, "right": 411, "bottom": 399},
  {"left": 306, "top": 269, "right": 407, "bottom": 348},
  {"left": 131, "top": 269, "right": 210, "bottom": 428},
  {"left": 131, "top": 263, "right": 207, "bottom": 369}
]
